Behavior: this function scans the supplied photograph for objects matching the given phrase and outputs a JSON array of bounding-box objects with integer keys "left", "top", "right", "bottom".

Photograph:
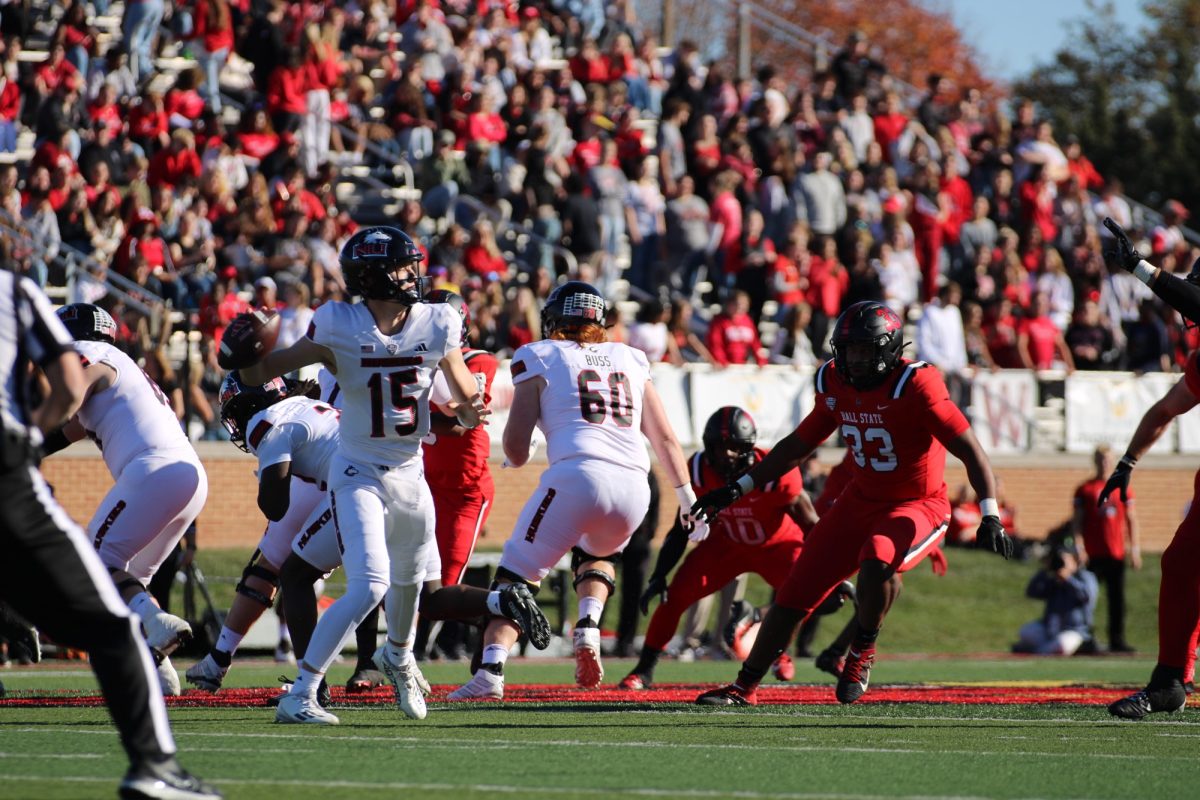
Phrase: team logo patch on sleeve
[{"left": 511, "top": 360, "right": 527, "bottom": 377}]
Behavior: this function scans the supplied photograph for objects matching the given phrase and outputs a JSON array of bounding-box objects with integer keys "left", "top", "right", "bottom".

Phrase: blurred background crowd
[{"left": 1, "top": 0, "right": 1197, "bottom": 441}]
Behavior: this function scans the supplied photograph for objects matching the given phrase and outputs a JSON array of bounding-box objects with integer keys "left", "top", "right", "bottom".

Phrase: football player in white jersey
[
  {"left": 449, "top": 281, "right": 705, "bottom": 699},
  {"left": 234, "top": 226, "right": 491, "bottom": 724},
  {"left": 44, "top": 304, "right": 209, "bottom": 696},
  {"left": 185, "top": 373, "right": 334, "bottom": 695}
]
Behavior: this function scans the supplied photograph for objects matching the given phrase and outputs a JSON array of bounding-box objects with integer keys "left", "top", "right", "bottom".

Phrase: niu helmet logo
[
  {"left": 352, "top": 230, "right": 393, "bottom": 259},
  {"left": 875, "top": 307, "right": 902, "bottom": 332}
]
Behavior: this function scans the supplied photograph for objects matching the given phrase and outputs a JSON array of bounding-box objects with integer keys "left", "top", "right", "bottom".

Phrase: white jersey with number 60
[
  {"left": 510, "top": 339, "right": 651, "bottom": 473},
  {"left": 306, "top": 301, "right": 461, "bottom": 465},
  {"left": 73, "top": 339, "right": 192, "bottom": 476}
]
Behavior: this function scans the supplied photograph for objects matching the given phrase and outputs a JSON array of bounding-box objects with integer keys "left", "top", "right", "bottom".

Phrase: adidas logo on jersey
[{"left": 413, "top": 343, "right": 428, "bottom": 352}]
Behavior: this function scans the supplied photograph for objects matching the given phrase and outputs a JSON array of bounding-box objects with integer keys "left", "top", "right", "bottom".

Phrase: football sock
[
  {"left": 578, "top": 596, "right": 604, "bottom": 626},
  {"left": 128, "top": 592, "right": 158, "bottom": 622},
  {"left": 277, "top": 621, "right": 291, "bottom": 646},
  {"left": 485, "top": 590, "right": 503, "bottom": 616},
  {"left": 854, "top": 627, "right": 880, "bottom": 647},
  {"left": 481, "top": 643, "right": 509, "bottom": 670},
  {"left": 385, "top": 582, "right": 421, "bottom": 664},
  {"left": 735, "top": 663, "right": 768, "bottom": 691},
  {"left": 211, "top": 649, "right": 232, "bottom": 669},
  {"left": 215, "top": 628, "right": 245, "bottom": 658},
  {"left": 632, "top": 647, "right": 662, "bottom": 678},
  {"left": 292, "top": 667, "right": 322, "bottom": 700}
]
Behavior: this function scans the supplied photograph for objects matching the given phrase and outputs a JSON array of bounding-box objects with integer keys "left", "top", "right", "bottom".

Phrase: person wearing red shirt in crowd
[
  {"left": 87, "top": 84, "right": 123, "bottom": 139},
  {"left": 770, "top": 229, "right": 809, "bottom": 315},
  {"left": 569, "top": 38, "right": 611, "bottom": 84},
  {"left": 114, "top": 208, "right": 168, "bottom": 278},
  {"left": 909, "top": 168, "right": 949, "bottom": 304},
  {"left": 693, "top": 301, "right": 1013, "bottom": 707},
  {"left": 709, "top": 170, "right": 743, "bottom": 281},
  {"left": 1073, "top": 445, "right": 1140, "bottom": 653},
  {"left": 34, "top": 43, "right": 79, "bottom": 96},
  {"left": 465, "top": 93, "right": 507, "bottom": 171},
  {"left": 0, "top": 72, "right": 19, "bottom": 153},
  {"left": 147, "top": 130, "right": 203, "bottom": 191},
  {"left": 939, "top": 157, "right": 974, "bottom": 251},
  {"left": 236, "top": 108, "right": 281, "bottom": 161},
  {"left": 270, "top": 165, "right": 326, "bottom": 228},
  {"left": 1063, "top": 135, "right": 1104, "bottom": 192},
  {"left": 83, "top": 160, "right": 121, "bottom": 210},
  {"left": 186, "top": 0, "right": 235, "bottom": 112},
  {"left": 1101, "top": 351, "right": 1200, "bottom": 719},
  {"left": 984, "top": 296, "right": 1023, "bottom": 369},
  {"left": 164, "top": 68, "right": 207, "bottom": 123},
  {"left": 872, "top": 92, "right": 909, "bottom": 163},
  {"left": 463, "top": 218, "right": 509, "bottom": 280},
  {"left": 1018, "top": 292, "right": 1074, "bottom": 372},
  {"left": 807, "top": 236, "right": 849, "bottom": 341},
  {"left": 266, "top": 47, "right": 310, "bottom": 133},
  {"left": 127, "top": 89, "right": 170, "bottom": 152},
  {"left": 706, "top": 291, "right": 766, "bottom": 367},
  {"left": 622, "top": 407, "right": 841, "bottom": 690},
  {"left": 1019, "top": 164, "right": 1059, "bottom": 245}
]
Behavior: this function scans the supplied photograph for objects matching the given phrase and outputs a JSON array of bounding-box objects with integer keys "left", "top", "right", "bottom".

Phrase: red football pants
[
  {"left": 429, "top": 473, "right": 494, "bottom": 586},
  {"left": 774, "top": 488, "right": 949, "bottom": 614},
  {"left": 643, "top": 536, "right": 803, "bottom": 651},
  {"left": 1157, "top": 473, "right": 1200, "bottom": 679}
]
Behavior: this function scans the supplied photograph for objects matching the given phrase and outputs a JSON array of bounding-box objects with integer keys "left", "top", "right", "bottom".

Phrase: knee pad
[
  {"left": 236, "top": 554, "right": 280, "bottom": 608},
  {"left": 573, "top": 568, "right": 616, "bottom": 595},
  {"left": 570, "top": 546, "right": 622, "bottom": 573},
  {"left": 493, "top": 565, "right": 541, "bottom": 597}
]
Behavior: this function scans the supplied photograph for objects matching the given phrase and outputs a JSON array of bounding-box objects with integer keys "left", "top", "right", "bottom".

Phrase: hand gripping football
[{"left": 218, "top": 308, "right": 281, "bottom": 370}]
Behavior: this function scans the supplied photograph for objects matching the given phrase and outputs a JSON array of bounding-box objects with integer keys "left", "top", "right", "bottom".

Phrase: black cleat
[
  {"left": 835, "top": 644, "right": 875, "bottom": 704},
  {"left": 723, "top": 600, "right": 760, "bottom": 650},
  {"left": 1108, "top": 684, "right": 1188, "bottom": 720},
  {"left": 499, "top": 583, "right": 552, "bottom": 650},
  {"left": 696, "top": 683, "right": 758, "bottom": 706},
  {"left": 119, "top": 758, "right": 222, "bottom": 799},
  {"left": 346, "top": 668, "right": 387, "bottom": 693},
  {"left": 815, "top": 648, "right": 845, "bottom": 679}
]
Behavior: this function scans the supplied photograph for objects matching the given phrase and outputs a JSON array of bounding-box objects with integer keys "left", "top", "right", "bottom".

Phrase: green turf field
[{"left": 2, "top": 549, "right": 1194, "bottom": 799}]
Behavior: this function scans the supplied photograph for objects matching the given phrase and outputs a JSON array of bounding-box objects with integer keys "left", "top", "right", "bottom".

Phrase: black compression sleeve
[
  {"left": 650, "top": 522, "right": 689, "bottom": 580},
  {"left": 1150, "top": 270, "right": 1200, "bottom": 325}
]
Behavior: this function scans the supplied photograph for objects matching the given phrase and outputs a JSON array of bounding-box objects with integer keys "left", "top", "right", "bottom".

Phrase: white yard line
[{"left": 9, "top": 727, "right": 1193, "bottom": 761}]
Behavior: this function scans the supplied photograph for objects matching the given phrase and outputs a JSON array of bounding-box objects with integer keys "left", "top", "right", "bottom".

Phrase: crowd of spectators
[{"left": 1, "top": 1, "right": 1197, "bottom": 440}]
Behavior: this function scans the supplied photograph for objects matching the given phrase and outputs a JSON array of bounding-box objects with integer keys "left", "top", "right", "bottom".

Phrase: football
[{"left": 217, "top": 308, "right": 281, "bottom": 370}]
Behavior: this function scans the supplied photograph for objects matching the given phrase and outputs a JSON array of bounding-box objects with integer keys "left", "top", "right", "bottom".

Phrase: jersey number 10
[{"left": 577, "top": 369, "right": 633, "bottom": 427}]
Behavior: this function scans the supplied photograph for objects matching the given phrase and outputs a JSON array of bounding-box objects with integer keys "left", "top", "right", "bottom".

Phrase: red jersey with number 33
[
  {"left": 795, "top": 359, "right": 970, "bottom": 502},
  {"left": 690, "top": 448, "right": 806, "bottom": 547}
]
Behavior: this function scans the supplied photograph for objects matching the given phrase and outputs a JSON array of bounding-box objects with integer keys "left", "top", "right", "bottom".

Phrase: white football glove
[{"left": 675, "top": 484, "right": 709, "bottom": 542}]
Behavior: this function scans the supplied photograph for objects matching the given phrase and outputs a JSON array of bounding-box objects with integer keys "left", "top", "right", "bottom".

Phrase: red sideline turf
[{"left": 0, "top": 683, "right": 1140, "bottom": 707}]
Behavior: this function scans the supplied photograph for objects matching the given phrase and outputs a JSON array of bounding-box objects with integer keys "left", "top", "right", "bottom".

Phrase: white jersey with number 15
[
  {"left": 510, "top": 339, "right": 650, "bottom": 473},
  {"left": 306, "top": 301, "right": 461, "bottom": 465}
]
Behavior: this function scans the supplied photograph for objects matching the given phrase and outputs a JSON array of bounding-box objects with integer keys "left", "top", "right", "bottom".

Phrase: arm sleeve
[
  {"left": 305, "top": 303, "right": 338, "bottom": 351},
  {"left": 650, "top": 521, "right": 690, "bottom": 580},
  {"left": 429, "top": 370, "right": 452, "bottom": 407},
  {"left": 510, "top": 344, "right": 548, "bottom": 386},
  {"left": 1148, "top": 269, "right": 1200, "bottom": 326}
]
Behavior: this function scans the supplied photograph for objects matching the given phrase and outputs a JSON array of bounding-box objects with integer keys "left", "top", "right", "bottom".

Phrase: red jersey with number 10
[
  {"left": 690, "top": 449, "right": 806, "bottom": 547},
  {"left": 794, "top": 359, "right": 970, "bottom": 502}
]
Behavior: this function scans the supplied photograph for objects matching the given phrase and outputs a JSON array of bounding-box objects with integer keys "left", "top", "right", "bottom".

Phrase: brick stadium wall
[{"left": 41, "top": 444, "right": 1196, "bottom": 553}]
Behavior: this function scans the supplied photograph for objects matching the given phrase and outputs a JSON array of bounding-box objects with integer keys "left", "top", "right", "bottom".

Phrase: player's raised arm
[
  {"left": 1100, "top": 378, "right": 1200, "bottom": 506},
  {"left": 241, "top": 337, "right": 334, "bottom": 385},
  {"left": 1103, "top": 217, "right": 1200, "bottom": 324}
]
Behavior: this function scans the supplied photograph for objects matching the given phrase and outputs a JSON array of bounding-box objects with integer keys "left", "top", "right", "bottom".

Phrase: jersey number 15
[{"left": 367, "top": 370, "right": 419, "bottom": 437}]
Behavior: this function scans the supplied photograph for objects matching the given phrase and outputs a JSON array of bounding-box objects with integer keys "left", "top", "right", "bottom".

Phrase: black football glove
[
  {"left": 639, "top": 575, "right": 668, "bottom": 615},
  {"left": 690, "top": 483, "right": 745, "bottom": 524},
  {"left": 1102, "top": 217, "right": 1144, "bottom": 272},
  {"left": 1099, "top": 455, "right": 1136, "bottom": 505},
  {"left": 976, "top": 515, "right": 1014, "bottom": 560}
]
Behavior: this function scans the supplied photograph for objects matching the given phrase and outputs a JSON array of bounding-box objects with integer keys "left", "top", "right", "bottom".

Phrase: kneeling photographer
[{"left": 1014, "top": 542, "right": 1099, "bottom": 655}]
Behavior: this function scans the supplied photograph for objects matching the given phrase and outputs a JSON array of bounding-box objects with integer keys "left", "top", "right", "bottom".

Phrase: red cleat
[
  {"left": 618, "top": 673, "right": 650, "bottom": 690},
  {"left": 836, "top": 644, "right": 876, "bottom": 704}
]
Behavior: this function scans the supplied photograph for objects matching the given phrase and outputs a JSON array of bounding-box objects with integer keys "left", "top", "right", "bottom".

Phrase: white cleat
[
  {"left": 184, "top": 654, "right": 228, "bottom": 692},
  {"left": 372, "top": 647, "right": 428, "bottom": 720},
  {"left": 157, "top": 655, "right": 181, "bottom": 697},
  {"left": 573, "top": 626, "right": 603, "bottom": 689},
  {"left": 142, "top": 611, "right": 192, "bottom": 657},
  {"left": 447, "top": 668, "right": 505, "bottom": 700},
  {"left": 275, "top": 693, "right": 340, "bottom": 725},
  {"left": 408, "top": 658, "right": 431, "bottom": 697}
]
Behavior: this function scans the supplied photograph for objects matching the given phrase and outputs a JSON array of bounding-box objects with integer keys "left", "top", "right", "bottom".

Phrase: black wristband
[{"left": 41, "top": 427, "right": 71, "bottom": 457}]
